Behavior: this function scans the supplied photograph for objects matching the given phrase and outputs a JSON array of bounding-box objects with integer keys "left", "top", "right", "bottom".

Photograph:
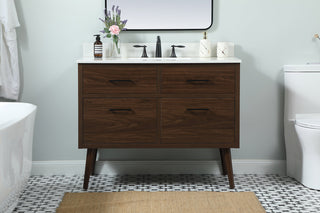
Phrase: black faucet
[
  {"left": 155, "top": 36, "right": 162, "bottom": 57},
  {"left": 170, "top": 45, "right": 185, "bottom": 58},
  {"left": 133, "top": 45, "right": 148, "bottom": 58}
]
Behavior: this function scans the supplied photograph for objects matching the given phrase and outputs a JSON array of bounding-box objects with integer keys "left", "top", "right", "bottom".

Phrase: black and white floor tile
[{"left": 12, "top": 174, "right": 320, "bottom": 213}]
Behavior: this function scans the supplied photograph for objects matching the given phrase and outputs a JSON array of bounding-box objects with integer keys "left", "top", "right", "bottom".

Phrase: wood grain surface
[
  {"left": 82, "top": 64, "right": 157, "bottom": 95},
  {"left": 161, "top": 64, "right": 235, "bottom": 94},
  {"left": 161, "top": 98, "right": 235, "bottom": 145},
  {"left": 83, "top": 98, "right": 157, "bottom": 145}
]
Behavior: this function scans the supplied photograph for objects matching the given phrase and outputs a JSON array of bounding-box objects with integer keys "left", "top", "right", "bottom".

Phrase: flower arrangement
[{"left": 100, "top": 5, "right": 127, "bottom": 56}]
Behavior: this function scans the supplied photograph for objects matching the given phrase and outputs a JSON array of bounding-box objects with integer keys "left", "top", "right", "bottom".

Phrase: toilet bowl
[
  {"left": 284, "top": 64, "right": 320, "bottom": 189},
  {"left": 294, "top": 114, "right": 320, "bottom": 189}
]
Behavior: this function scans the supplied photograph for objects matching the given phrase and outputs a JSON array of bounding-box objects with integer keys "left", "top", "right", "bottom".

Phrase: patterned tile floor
[{"left": 12, "top": 174, "right": 320, "bottom": 213}]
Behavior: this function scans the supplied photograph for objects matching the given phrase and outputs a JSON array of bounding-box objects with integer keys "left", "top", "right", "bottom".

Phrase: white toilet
[{"left": 284, "top": 64, "right": 320, "bottom": 189}]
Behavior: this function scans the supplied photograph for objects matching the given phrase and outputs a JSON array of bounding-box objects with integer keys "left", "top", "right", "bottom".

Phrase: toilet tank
[{"left": 284, "top": 65, "right": 320, "bottom": 120}]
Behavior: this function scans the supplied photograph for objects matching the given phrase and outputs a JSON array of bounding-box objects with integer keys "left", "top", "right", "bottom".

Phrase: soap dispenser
[
  {"left": 94, "top": 34, "right": 103, "bottom": 58},
  {"left": 199, "top": 32, "right": 211, "bottom": 58}
]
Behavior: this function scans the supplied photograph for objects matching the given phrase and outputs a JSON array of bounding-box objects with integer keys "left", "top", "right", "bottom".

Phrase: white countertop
[{"left": 77, "top": 57, "right": 242, "bottom": 64}]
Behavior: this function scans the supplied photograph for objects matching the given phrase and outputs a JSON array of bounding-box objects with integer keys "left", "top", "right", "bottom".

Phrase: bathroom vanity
[{"left": 77, "top": 58, "right": 241, "bottom": 189}]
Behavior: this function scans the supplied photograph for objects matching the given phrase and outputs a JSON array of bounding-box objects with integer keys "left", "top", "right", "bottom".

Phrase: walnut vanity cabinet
[{"left": 78, "top": 62, "right": 240, "bottom": 190}]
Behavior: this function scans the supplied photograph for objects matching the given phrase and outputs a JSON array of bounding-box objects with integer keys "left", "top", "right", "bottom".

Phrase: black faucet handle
[
  {"left": 170, "top": 45, "right": 186, "bottom": 58},
  {"left": 133, "top": 45, "right": 146, "bottom": 48},
  {"left": 133, "top": 45, "right": 148, "bottom": 58},
  {"left": 172, "top": 45, "right": 185, "bottom": 48}
]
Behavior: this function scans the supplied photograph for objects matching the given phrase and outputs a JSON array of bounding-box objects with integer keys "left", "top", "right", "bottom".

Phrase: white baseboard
[{"left": 31, "top": 160, "right": 286, "bottom": 176}]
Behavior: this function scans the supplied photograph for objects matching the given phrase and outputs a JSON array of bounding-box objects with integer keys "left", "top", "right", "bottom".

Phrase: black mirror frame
[{"left": 104, "top": 0, "right": 213, "bottom": 31}]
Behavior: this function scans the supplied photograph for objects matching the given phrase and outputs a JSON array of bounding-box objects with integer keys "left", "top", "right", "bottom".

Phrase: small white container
[{"left": 217, "top": 42, "right": 234, "bottom": 58}]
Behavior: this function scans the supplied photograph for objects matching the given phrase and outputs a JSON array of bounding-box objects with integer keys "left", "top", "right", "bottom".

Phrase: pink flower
[{"left": 109, "top": 25, "right": 120, "bottom": 35}]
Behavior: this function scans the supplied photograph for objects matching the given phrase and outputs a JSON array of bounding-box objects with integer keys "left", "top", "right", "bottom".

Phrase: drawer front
[
  {"left": 82, "top": 65, "right": 157, "bottom": 95},
  {"left": 161, "top": 64, "right": 235, "bottom": 94},
  {"left": 83, "top": 98, "right": 157, "bottom": 145},
  {"left": 161, "top": 99, "right": 235, "bottom": 145}
]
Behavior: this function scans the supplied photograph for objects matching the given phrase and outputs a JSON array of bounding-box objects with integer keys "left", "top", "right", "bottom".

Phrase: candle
[{"left": 217, "top": 42, "right": 234, "bottom": 58}]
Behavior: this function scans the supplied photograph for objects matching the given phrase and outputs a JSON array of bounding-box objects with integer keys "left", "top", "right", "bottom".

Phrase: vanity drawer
[
  {"left": 161, "top": 98, "right": 235, "bottom": 145},
  {"left": 160, "top": 64, "right": 235, "bottom": 94},
  {"left": 81, "top": 65, "right": 157, "bottom": 95},
  {"left": 82, "top": 98, "right": 157, "bottom": 145}
]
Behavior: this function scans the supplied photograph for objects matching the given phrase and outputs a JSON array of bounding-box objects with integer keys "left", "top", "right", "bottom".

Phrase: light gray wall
[{"left": 15, "top": 0, "right": 320, "bottom": 161}]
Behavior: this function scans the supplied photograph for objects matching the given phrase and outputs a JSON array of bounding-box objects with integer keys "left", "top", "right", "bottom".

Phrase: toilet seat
[{"left": 295, "top": 114, "right": 320, "bottom": 129}]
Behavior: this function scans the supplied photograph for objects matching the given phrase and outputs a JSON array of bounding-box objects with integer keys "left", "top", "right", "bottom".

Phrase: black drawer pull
[
  {"left": 109, "top": 108, "right": 133, "bottom": 112},
  {"left": 186, "top": 108, "right": 210, "bottom": 111},
  {"left": 186, "top": 80, "right": 210, "bottom": 84},
  {"left": 109, "top": 80, "right": 135, "bottom": 84}
]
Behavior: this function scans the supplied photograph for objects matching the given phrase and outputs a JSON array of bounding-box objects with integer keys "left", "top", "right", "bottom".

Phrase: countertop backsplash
[{"left": 83, "top": 42, "right": 218, "bottom": 58}]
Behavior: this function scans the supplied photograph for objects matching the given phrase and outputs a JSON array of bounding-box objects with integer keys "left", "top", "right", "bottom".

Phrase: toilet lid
[{"left": 295, "top": 118, "right": 320, "bottom": 129}]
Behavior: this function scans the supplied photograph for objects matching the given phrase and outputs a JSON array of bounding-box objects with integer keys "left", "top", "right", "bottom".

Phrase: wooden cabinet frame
[{"left": 78, "top": 63, "right": 240, "bottom": 189}]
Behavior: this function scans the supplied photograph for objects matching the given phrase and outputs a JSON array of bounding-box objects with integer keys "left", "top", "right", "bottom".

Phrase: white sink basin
[{"left": 128, "top": 57, "right": 192, "bottom": 61}]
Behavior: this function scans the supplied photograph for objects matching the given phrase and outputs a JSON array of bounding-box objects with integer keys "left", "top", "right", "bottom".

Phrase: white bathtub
[{"left": 0, "top": 102, "right": 37, "bottom": 213}]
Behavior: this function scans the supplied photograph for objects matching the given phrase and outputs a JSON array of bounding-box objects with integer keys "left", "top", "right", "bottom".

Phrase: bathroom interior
[{"left": 1, "top": 0, "right": 320, "bottom": 212}]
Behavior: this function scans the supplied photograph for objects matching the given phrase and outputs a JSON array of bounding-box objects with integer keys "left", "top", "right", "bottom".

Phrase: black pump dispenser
[
  {"left": 94, "top": 34, "right": 101, "bottom": 41},
  {"left": 94, "top": 34, "right": 103, "bottom": 58}
]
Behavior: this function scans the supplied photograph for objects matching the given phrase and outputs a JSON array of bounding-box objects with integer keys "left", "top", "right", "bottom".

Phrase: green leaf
[
  {"left": 116, "top": 15, "right": 120, "bottom": 25},
  {"left": 106, "top": 34, "right": 111, "bottom": 38},
  {"left": 113, "top": 35, "right": 118, "bottom": 43}
]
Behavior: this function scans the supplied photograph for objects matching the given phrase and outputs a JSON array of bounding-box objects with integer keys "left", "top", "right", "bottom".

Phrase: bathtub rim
[{"left": 0, "top": 102, "right": 37, "bottom": 130}]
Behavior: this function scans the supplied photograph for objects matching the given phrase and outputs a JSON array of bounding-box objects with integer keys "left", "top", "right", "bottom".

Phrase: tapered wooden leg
[
  {"left": 91, "top": 149, "right": 98, "bottom": 175},
  {"left": 221, "top": 148, "right": 235, "bottom": 189},
  {"left": 83, "top": 148, "right": 97, "bottom": 190},
  {"left": 219, "top": 148, "right": 227, "bottom": 175}
]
